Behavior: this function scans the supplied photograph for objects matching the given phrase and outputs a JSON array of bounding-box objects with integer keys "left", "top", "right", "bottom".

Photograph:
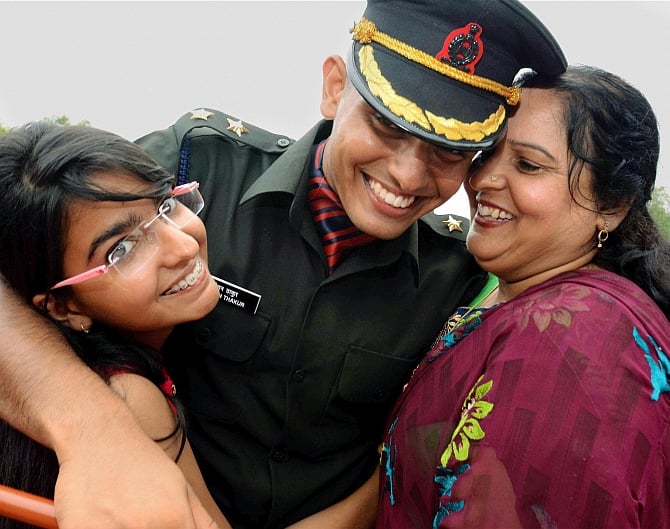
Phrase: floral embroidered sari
[{"left": 377, "top": 269, "right": 670, "bottom": 529}]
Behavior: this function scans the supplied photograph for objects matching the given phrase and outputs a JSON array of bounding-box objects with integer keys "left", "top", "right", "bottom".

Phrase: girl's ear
[{"left": 32, "top": 292, "right": 93, "bottom": 333}]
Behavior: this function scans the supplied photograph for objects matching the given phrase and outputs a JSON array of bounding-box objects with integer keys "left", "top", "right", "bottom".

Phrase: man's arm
[{"left": 0, "top": 279, "right": 219, "bottom": 529}]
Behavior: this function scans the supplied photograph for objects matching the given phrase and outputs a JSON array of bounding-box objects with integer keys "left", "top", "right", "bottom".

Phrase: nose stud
[{"left": 490, "top": 175, "right": 498, "bottom": 182}]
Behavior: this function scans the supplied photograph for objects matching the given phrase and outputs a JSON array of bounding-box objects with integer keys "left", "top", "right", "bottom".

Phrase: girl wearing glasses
[{"left": 0, "top": 122, "right": 229, "bottom": 529}]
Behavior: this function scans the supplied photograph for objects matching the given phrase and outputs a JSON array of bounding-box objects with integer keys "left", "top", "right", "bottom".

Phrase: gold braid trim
[
  {"left": 359, "top": 46, "right": 431, "bottom": 130},
  {"left": 358, "top": 46, "right": 506, "bottom": 142},
  {"left": 352, "top": 18, "right": 521, "bottom": 106},
  {"left": 427, "top": 106, "right": 506, "bottom": 142}
]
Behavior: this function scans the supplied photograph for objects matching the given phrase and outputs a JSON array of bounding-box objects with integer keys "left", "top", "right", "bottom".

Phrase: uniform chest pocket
[
  {"left": 192, "top": 302, "right": 271, "bottom": 363},
  {"left": 338, "top": 346, "right": 417, "bottom": 403}
]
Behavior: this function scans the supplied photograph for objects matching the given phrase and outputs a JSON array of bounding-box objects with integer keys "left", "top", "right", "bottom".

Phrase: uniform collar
[
  {"left": 239, "top": 119, "right": 421, "bottom": 284},
  {"left": 240, "top": 121, "right": 330, "bottom": 203},
  {"left": 327, "top": 229, "right": 420, "bottom": 287}
]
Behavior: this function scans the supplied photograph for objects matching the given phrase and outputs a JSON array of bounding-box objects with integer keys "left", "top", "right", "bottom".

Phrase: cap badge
[{"left": 436, "top": 23, "right": 484, "bottom": 75}]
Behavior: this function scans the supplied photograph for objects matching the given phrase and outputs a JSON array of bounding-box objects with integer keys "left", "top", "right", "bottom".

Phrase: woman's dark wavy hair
[
  {"left": 526, "top": 64, "right": 670, "bottom": 318},
  {"left": 0, "top": 122, "right": 186, "bottom": 518}
]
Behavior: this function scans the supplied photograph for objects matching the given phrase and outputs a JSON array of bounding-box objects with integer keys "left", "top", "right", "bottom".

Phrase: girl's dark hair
[
  {"left": 527, "top": 65, "right": 670, "bottom": 317},
  {"left": 0, "top": 122, "right": 185, "bottom": 520},
  {"left": 0, "top": 121, "right": 175, "bottom": 297}
]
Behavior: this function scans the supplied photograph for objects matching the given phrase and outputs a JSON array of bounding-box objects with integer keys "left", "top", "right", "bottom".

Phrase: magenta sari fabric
[{"left": 377, "top": 270, "right": 669, "bottom": 529}]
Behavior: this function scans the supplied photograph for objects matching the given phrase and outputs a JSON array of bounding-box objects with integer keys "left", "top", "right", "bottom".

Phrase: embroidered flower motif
[
  {"left": 518, "top": 284, "right": 590, "bottom": 332},
  {"left": 440, "top": 376, "right": 494, "bottom": 466},
  {"left": 428, "top": 313, "right": 487, "bottom": 364},
  {"left": 634, "top": 326, "right": 670, "bottom": 401},
  {"left": 530, "top": 504, "right": 558, "bottom": 529},
  {"left": 430, "top": 377, "right": 494, "bottom": 527},
  {"left": 381, "top": 418, "right": 398, "bottom": 505},
  {"left": 433, "top": 463, "right": 470, "bottom": 528}
]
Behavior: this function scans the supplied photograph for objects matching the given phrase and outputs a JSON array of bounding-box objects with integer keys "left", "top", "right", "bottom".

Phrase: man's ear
[
  {"left": 320, "top": 55, "right": 348, "bottom": 119},
  {"left": 32, "top": 292, "right": 93, "bottom": 333}
]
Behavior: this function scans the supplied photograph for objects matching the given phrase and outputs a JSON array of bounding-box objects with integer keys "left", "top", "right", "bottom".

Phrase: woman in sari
[{"left": 376, "top": 65, "right": 670, "bottom": 529}]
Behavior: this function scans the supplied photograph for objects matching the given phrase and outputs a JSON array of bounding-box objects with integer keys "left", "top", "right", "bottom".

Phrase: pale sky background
[{"left": 0, "top": 1, "right": 668, "bottom": 217}]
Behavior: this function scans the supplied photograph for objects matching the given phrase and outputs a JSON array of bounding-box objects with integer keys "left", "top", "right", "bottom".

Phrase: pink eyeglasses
[{"left": 50, "top": 182, "right": 204, "bottom": 290}]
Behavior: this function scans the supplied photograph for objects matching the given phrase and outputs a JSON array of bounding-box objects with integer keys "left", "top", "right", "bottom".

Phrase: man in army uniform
[{"left": 0, "top": 1, "right": 566, "bottom": 528}]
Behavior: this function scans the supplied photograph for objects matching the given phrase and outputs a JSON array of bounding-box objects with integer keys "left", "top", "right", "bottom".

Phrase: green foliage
[
  {"left": 649, "top": 186, "right": 670, "bottom": 240},
  {"left": 53, "top": 115, "right": 70, "bottom": 125},
  {"left": 49, "top": 115, "right": 90, "bottom": 127},
  {"left": 0, "top": 116, "right": 90, "bottom": 138}
]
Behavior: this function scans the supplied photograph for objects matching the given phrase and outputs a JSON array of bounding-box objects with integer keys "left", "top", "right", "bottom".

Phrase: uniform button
[
  {"left": 197, "top": 328, "right": 212, "bottom": 341},
  {"left": 292, "top": 369, "right": 305, "bottom": 383},
  {"left": 277, "top": 138, "right": 291, "bottom": 148},
  {"left": 270, "top": 450, "right": 288, "bottom": 462}
]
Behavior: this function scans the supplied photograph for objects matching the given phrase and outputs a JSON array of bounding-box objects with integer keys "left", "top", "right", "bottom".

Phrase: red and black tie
[{"left": 308, "top": 140, "right": 375, "bottom": 274}]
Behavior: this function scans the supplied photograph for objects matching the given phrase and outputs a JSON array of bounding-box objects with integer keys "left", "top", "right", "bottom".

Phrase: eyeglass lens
[
  {"left": 108, "top": 184, "right": 204, "bottom": 276},
  {"left": 49, "top": 183, "right": 204, "bottom": 290}
]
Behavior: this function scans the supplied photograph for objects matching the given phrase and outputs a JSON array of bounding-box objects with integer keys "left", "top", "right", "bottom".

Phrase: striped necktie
[{"left": 308, "top": 140, "right": 375, "bottom": 274}]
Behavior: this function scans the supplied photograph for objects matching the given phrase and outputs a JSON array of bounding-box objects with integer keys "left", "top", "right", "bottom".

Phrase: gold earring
[
  {"left": 597, "top": 220, "right": 610, "bottom": 249},
  {"left": 80, "top": 323, "right": 89, "bottom": 334}
]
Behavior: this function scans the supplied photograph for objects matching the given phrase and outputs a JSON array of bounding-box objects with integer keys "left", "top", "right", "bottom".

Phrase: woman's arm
[{"left": 0, "top": 279, "right": 219, "bottom": 529}]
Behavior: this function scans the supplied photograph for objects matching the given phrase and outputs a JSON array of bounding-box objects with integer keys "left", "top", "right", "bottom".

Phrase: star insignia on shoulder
[
  {"left": 189, "top": 108, "right": 214, "bottom": 121},
  {"left": 443, "top": 215, "right": 463, "bottom": 233},
  {"left": 227, "top": 117, "right": 249, "bottom": 137}
]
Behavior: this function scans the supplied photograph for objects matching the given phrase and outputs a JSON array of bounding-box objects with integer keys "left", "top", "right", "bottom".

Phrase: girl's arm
[
  {"left": 0, "top": 280, "right": 218, "bottom": 529},
  {"left": 109, "top": 373, "right": 232, "bottom": 529}
]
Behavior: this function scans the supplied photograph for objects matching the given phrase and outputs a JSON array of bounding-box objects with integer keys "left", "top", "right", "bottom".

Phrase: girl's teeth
[{"left": 163, "top": 260, "right": 203, "bottom": 295}]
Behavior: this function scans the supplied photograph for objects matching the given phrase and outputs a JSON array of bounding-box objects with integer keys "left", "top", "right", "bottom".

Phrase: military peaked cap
[{"left": 347, "top": 0, "right": 567, "bottom": 150}]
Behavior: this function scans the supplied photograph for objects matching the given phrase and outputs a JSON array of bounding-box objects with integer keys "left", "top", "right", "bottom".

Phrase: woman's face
[
  {"left": 58, "top": 172, "right": 220, "bottom": 349},
  {"left": 466, "top": 87, "right": 600, "bottom": 294}
]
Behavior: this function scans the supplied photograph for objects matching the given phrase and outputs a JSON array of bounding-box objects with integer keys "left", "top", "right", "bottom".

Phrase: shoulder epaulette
[
  {"left": 173, "top": 108, "right": 295, "bottom": 154},
  {"left": 162, "top": 107, "right": 296, "bottom": 184},
  {"left": 420, "top": 210, "right": 470, "bottom": 242}
]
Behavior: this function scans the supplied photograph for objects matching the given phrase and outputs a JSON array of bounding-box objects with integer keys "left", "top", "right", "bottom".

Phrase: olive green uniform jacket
[{"left": 136, "top": 109, "right": 487, "bottom": 529}]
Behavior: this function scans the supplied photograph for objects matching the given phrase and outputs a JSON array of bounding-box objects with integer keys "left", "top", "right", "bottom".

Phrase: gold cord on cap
[
  {"left": 357, "top": 45, "right": 505, "bottom": 142},
  {"left": 351, "top": 18, "right": 521, "bottom": 106}
]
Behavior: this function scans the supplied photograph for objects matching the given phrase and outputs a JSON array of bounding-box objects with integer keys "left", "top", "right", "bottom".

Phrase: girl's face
[{"left": 55, "top": 172, "right": 219, "bottom": 349}]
